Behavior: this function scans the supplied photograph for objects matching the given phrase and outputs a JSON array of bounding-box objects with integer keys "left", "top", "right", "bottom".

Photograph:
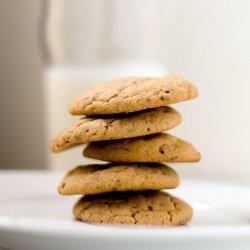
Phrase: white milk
[{"left": 45, "top": 63, "right": 166, "bottom": 170}]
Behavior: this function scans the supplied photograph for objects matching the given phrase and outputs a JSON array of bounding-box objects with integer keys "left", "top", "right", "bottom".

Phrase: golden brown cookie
[
  {"left": 73, "top": 191, "right": 193, "bottom": 225},
  {"left": 69, "top": 76, "right": 198, "bottom": 115},
  {"left": 58, "top": 163, "right": 179, "bottom": 195},
  {"left": 50, "top": 106, "right": 181, "bottom": 152},
  {"left": 84, "top": 133, "right": 201, "bottom": 162}
]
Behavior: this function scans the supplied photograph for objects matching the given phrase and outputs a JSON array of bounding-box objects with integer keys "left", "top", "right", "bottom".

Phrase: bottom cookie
[{"left": 73, "top": 191, "right": 192, "bottom": 226}]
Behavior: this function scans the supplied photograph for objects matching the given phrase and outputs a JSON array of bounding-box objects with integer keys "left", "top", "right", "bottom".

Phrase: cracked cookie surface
[
  {"left": 73, "top": 191, "right": 192, "bottom": 225},
  {"left": 69, "top": 76, "right": 198, "bottom": 115},
  {"left": 50, "top": 106, "right": 181, "bottom": 152},
  {"left": 84, "top": 133, "right": 201, "bottom": 162},
  {"left": 58, "top": 163, "right": 179, "bottom": 195}
]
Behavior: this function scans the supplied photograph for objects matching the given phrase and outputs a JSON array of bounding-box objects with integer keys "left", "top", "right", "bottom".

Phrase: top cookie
[{"left": 69, "top": 76, "right": 198, "bottom": 115}]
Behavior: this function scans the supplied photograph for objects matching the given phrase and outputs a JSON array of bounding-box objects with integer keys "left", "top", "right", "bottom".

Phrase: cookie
[
  {"left": 50, "top": 106, "right": 181, "bottom": 152},
  {"left": 84, "top": 133, "right": 201, "bottom": 162},
  {"left": 73, "top": 191, "right": 192, "bottom": 225},
  {"left": 58, "top": 163, "right": 179, "bottom": 195},
  {"left": 69, "top": 76, "right": 198, "bottom": 115}
]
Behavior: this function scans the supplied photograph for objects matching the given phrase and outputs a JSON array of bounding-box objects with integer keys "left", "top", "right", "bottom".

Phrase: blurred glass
[{"left": 41, "top": 0, "right": 166, "bottom": 169}]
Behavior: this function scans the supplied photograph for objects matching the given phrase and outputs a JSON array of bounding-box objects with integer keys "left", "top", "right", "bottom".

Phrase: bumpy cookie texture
[
  {"left": 50, "top": 106, "right": 181, "bottom": 152},
  {"left": 73, "top": 191, "right": 192, "bottom": 225},
  {"left": 84, "top": 133, "right": 201, "bottom": 162},
  {"left": 69, "top": 76, "right": 198, "bottom": 115},
  {"left": 58, "top": 163, "right": 179, "bottom": 195}
]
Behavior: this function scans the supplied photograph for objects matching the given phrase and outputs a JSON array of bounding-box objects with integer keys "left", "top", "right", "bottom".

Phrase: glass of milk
[{"left": 41, "top": 0, "right": 166, "bottom": 169}]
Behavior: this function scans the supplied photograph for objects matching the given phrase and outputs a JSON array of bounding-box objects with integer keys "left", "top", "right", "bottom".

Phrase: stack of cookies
[{"left": 50, "top": 76, "right": 200, "bottom": 226}]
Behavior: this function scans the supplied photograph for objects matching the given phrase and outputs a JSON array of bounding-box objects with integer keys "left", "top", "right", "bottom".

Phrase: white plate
[{"left": 0, "top": 171, "right": 249, "bottom": 250}]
